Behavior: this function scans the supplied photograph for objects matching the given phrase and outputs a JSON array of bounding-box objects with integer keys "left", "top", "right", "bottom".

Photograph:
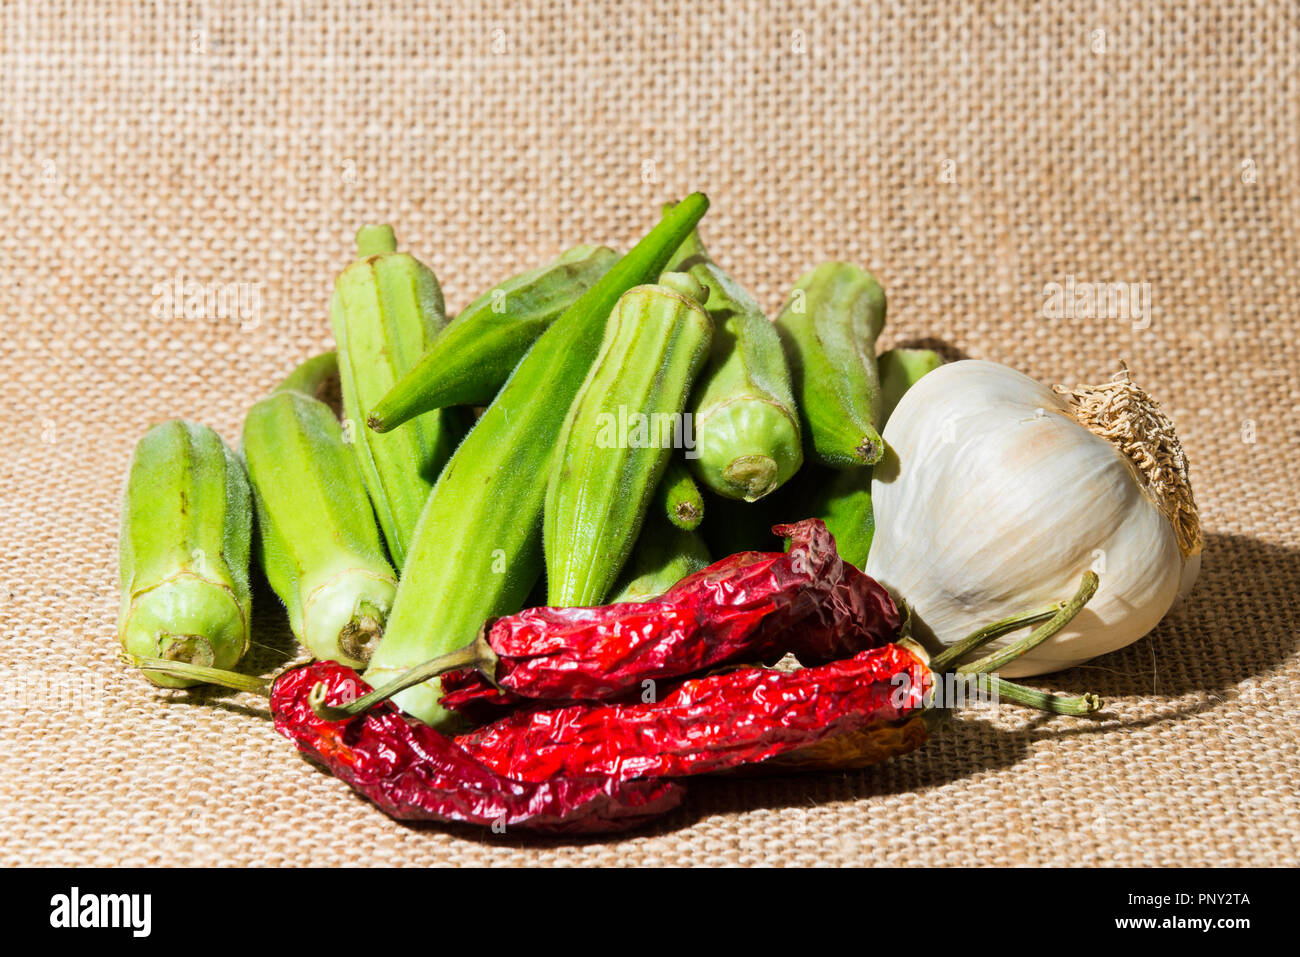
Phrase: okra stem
[
  {"left": 355, "top": 224, "right": 398, "bottom": 257},
  {"left": 958, "top": 572, "right": 1100, "bottom": 675},
  {"left": 722, "top": 455, "right": 778, "bottom": 500},
  {"left": 338, "top": 600, "right": 387, "bottom": 664}
]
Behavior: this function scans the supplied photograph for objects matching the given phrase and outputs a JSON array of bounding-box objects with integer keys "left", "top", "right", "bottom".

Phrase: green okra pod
[
  {"left": 545, "top": 272, "right": 713, "bottom": 607},
  {"left": 664, "top": 220, "right": 802, "bottom": 502},
  {"left": 878, "top": 347, "right": 944, "bottom": 424},
  {"left": 118, "top": 420, "right": 252, "bottom": 688},
  {"left": 777, "top": 348, "right": 943, "bottom": 569},
  {"left": 783, "top": 464, "right": 875, "bottom": 570},
  {"left": 775, "top": 262, "right": 888, "bottom": 467},
  {"left": 610, "top": 513, "right": 712, "bottom": 603},
  {"left": 277, "top": 349, "right": 340, "bottom": 405},
  {"left": 241, "top": 357, "right": 398, "bottom": 668},
  {"left": 364, "top": 194, "right": 710, "bottom": 727},
  {"left": 655, "top": 458, "right": 705, "bottom": 531},
  {"left": 330, "top": 225, "right": 464, "bottom": 569},
  {"left": 368, "top": 244, "right": 619, "bottom": 432}
]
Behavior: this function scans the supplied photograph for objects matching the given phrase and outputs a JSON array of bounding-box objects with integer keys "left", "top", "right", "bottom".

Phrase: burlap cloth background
[{"left": 1, "top": 1, "right": 1296, "bottom": 867}]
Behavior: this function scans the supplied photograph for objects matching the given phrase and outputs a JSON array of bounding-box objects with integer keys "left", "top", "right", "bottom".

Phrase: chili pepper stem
[
  {"left": 969, "top": 674, "right": 1103, "bottom": 715},
  {"left": 310, "top": 629, "right": 498, "bottom": 721},
  {"left": 896, "top": 635, "right": 930, "bottom": 664},
  {"left": 957, "top": 571, "right": 1099, "bottom": 676},
  {"left": 123, "top": 654, "right": 272, "bottom": 696}
]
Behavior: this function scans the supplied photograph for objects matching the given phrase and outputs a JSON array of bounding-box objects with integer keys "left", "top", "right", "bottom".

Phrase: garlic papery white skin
[{"left": 865, "top": 359, "right": 1202, "bottom": 677}]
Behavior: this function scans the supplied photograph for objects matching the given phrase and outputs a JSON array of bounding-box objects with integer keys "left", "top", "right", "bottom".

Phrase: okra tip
[
  {"left": 671, "top": 193, "right": 709, "bottom": 221},
  {"left": 673, "top": 500, "right": 703, "bottom": 527},
  {"left": 365, "top": 410, "right": 392, "bottom": 434},
  {"left": 855, "top": 428, "right": 885, "bottom": 465}
]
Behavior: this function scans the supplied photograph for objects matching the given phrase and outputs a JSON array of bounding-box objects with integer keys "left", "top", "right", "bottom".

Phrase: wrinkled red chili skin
[
  {"left": 441, "top": 519, "right": 900, "bottom": 713},
  {"left": 438, "top": 667, "right": 527, "bottom": 723},
  {"left": 455, "top": 644, "right": 930, "bottom": 782},
  {"left": 269, "top": 661, "right": 683, "bottom": 834}
]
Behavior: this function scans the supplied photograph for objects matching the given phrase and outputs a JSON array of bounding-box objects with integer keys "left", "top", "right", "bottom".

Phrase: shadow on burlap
[{"left": 1, "top": 1, "right": 1296, "bottom": 865}]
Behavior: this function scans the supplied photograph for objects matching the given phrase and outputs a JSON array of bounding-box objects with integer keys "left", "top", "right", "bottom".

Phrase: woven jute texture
[{"left": 2, "top": 0, "right": 1297, "bottom": 867}]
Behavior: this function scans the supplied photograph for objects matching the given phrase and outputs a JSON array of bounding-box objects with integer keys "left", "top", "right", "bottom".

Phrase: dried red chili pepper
[
  {"left": 277, "top": 662, "right": 684, "bottom": 832},
  {"left": 760, "top": 714, "right": 935, "bottom": 772},
  {"left": 319, "top": 519, "right": 900, "bottom": 722},
  {"left": 129, "top": 571, "right": 1100, "bottom": 830},
  {"left": 453, "top": 573, "right": 1104, "bottom": 783},
  {"left": 454, "top": 644, "right": 932, "bottom": 781},
  {"left": 128, "top": 657, "right": 684, "bottom": 834},
  {"left": 436, "top": 666, "right": 529, "bottom": 723}
]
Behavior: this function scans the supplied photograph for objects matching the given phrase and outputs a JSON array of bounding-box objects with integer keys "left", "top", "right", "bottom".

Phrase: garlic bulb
[{"left": 865, "top": 359, "right": 1201, "bottom": 677}]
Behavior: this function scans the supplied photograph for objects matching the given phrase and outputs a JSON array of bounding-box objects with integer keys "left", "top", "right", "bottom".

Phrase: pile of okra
[{"left": 119, "top": 193, "right": 939, "bottom": 730}]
